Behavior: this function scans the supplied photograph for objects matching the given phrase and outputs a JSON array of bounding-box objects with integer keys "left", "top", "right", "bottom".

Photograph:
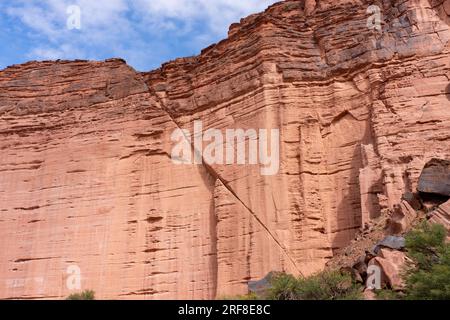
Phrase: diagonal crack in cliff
[{"left": 148, "top": 86, "right": 305, "bottom": 277}]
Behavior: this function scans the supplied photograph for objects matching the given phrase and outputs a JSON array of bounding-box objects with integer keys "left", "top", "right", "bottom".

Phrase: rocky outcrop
[
  {"left": 369, "top": 248, "right": 409, "bottom": 290},
  {"left": 329, "top": 157, "right": 450, "bottom": 296},
  {"left": 418, "top": 159, "right": 450, "bottom": 197},
  {"left": 428, "top": 200, "right": 450, "bottom": 238},
  {"left": 1, "top": 0, "right": 450, "bottom": 299}
]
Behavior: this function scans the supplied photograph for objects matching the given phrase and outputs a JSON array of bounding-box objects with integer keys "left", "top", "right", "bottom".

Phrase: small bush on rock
[{"left": 66, "top": 290, "right": 96, "bottom": 300}]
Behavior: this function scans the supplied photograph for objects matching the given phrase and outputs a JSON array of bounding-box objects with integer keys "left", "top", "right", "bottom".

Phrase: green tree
[
  {"left": 405, "top": 221, "right": 447, "bottom": 270},
  {"left": 404, "top": 222, "right": 450, "bottom": 300}
]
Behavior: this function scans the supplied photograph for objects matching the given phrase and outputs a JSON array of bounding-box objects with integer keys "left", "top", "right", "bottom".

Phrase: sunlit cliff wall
[{"left": 0, "top": 0, "right": 450, "bottom": 299}]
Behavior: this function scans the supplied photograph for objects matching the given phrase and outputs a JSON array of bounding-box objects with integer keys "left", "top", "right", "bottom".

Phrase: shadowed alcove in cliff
[{"left": 325, "top": 110, "right": 374, "bottom": 252}]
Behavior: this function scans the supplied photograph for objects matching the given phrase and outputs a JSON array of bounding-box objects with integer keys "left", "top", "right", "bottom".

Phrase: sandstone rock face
[
  {"left": 1, "top": 0, "right": 450, "bottom": 299},
  {"left": 0, "top": 60, "right": 218, "bottom": 299}
]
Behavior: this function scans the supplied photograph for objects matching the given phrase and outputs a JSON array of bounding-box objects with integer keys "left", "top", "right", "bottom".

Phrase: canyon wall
[{"left": 1, "top": 0, "right": 450, "bottom": 299}]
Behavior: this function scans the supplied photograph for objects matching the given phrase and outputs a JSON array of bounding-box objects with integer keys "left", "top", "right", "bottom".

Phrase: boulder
[
  {"left": 378, "top": 248, "right": 410, "bottom": 267},
  {"left": 386, "top": 200, "right": 418, "bottom": 235},
  {"left": 372, "top": 236, "right": 406, "bottom": 254},
  {"left": 369, "top": 249, "right": 409, "bottom": 290},
  {"left": 418, "top": 159, "right": 450, "bottom": 197}
]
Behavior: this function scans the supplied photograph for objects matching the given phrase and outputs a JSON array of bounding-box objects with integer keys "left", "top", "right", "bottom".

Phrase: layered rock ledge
[{"left": 0, "top": 0, "right": 450, "bottom": 299}]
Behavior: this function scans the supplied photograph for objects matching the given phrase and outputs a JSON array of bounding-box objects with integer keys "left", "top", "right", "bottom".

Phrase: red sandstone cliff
[{"left": 1, "top": 0, "right": 450, "bottom": 299}]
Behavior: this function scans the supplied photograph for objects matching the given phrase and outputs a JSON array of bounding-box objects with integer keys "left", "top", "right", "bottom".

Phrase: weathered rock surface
[
  {"left": 428, "top": 199, "right": 450, "bottom": 238},
  {"left": 418, "top": 159, "right": 450, "bottom": 197},
  {"left": 373, "top": 236, "right": 406, "bottom": 254},
  {"left": 386, "top": 200, "right": 418, "bottom": 235},
  {"left": 369, "top": 248, "right": 408, "bottom": 290},
  {"left": 0, "top": 60, "right": 218, "bottom": 300},
  {"left": 1, "top": 0, "right": 450, "bottom": 299}
]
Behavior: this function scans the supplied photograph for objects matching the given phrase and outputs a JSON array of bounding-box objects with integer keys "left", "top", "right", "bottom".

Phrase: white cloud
[
  {"left": 29, "top": 44, "right": 86, "bottom": 61},
  {"left": 133, "top": 0, "right": 277, "bottom": 34},
  {"left": 4, "top": 0, "right": 279, "bottom": 70}
]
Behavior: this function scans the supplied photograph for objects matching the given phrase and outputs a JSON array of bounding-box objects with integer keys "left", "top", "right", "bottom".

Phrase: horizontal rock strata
[{"left": 1, "top": 0, "right": 450, "bottom": 299}]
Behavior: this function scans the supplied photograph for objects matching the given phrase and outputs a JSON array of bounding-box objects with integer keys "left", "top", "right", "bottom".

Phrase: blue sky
[{"left": 0, "top": 0, "right": 278, "bottom": 71}]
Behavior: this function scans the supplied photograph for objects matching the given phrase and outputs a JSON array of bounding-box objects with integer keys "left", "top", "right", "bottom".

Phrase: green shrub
[
  {"left": 267, "top": 271, "right": 362, "bottom": 300},
  {"left": 404, "top": 222, "right": 450, "bottom": 300},
  {"left": 266, "top": 273, "right": 302, "bottom": 300},
  {"left": 405, "top": 221, "right": 447, "bottom": 270},
  {"left": 66, "top": 290, "right": 96, "bottom": 300}
]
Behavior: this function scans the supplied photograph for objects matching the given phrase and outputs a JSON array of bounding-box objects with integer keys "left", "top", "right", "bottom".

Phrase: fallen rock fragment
[
  {"left": 372, "top": 236, "right": 406, "bottom": 254},
  {"left": 368, "top": 249, "right": 408, "bottom": 290},
  {"left": 386, "top": 200, "right": 418, "bottom": 235}
]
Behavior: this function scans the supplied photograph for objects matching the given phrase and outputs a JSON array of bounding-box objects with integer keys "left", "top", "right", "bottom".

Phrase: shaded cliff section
[{"left": 1, "top": 0, "right": 450, "bottom": 299}]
